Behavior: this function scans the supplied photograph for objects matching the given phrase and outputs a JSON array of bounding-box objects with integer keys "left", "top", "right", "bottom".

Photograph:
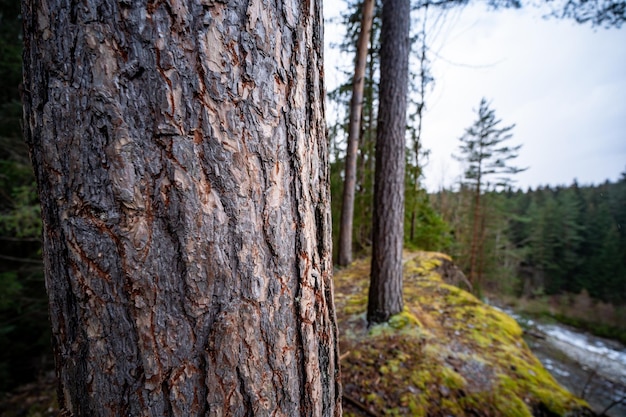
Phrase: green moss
[
  {"left": 402, "top": 393, "right": 427, "bottom": 416},
  {"left": 388, "top": 308, "right": 422, "bottom": 329},
  {"left": 336, "top": 251, "right": 591, "bottom": 417},
  {"left": 497, "top": 393, "right": 533, "bottom": 417},
  {"left": 441, "top": 365, "right": 466, "bottom": 390},
  {"left": 403, "top": 251, "right": 450, "bottom": 280},
  {"left": 439, "top": 397, "right": 466, "bottom": 416},
  {"left": 344, "top": 295, "right": 368, "bottom": 315},
  {"left": 365, "top": 392, "right": 379, "bottom": 403}
]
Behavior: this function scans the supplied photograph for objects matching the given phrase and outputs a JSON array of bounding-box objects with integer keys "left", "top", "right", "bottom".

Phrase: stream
[{"left": 503, "top": 309, "right": 626, "bottom": 416}]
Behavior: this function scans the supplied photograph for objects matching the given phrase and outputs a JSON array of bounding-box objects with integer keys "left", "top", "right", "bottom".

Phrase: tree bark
[
  {"left": 338, "top": 0, "right": 375, "bottom": 267},
  {"left": 367, "top": 0, "right": 410, "bottom": 324},
  {"left": 469, "top": 180, "right": 482, "bottom": 287},
  {"left": 22, "top": 1, "right": 341, "bottom": 416}
]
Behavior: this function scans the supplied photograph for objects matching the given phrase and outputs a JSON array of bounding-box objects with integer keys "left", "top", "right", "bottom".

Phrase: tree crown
[{"left": 454, "top": 98, "right": 527, "bottom": 191}]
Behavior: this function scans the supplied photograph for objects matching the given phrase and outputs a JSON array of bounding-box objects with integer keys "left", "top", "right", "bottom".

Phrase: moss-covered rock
[{"left": 336, "top": 251, "right": 594, "bottom": 417}]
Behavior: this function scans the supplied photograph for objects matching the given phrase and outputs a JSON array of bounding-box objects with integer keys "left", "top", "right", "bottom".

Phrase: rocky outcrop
[{"left": 433, "top": 253, "right": 473, "bottom": 293}]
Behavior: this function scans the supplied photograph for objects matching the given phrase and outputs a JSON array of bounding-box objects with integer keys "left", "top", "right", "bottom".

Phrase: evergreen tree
[
  {"left": 368, "top": 0, "right": 411, "bottom": 324},
  {"left": 506, "top": 179, "right": 626, "bottom": 305},
  {"left": 23, "top": 1, "right": 340, "bottom": 414},
  {"left": 579, "top": 184, "right": 620, "bottom": 299},
  {"left": 404, "top": 6, "right": 443, "bottom": 251},
  {"left": 453, "top": 98, "right": 526, "bottom": 288},
  {"left": 327, "top": 0, "right": 381, "bottom": 260},
  {"left": 338, "top": 0, "right": 376, "bottom": 266},
  {"left": 404, "top": 188, "right": 452, "bottom": 251}
]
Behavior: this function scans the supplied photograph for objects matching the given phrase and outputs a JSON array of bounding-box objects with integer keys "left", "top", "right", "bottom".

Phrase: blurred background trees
[
  {"left": 0, "top": 0, "right": 50, "bottom": 391},
  {"left": 327, "top": 0, "right": 625, "bottom": 334},
  {"left": 451, "top": 97, "right": 526, "bottom": 291},
  {"left": 432, "top": 174, "right": 626, "bottom": 306}
]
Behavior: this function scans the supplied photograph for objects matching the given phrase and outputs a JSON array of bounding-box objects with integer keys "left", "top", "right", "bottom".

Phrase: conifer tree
[
  {"left": 367, "top": 0, "right": 411, "bottom": 324},
  {"left": 454, "top": 98, "right": 526, "bottom": 288},
  {"left": 327, "top": 0, "right": 381, "bottom": 261},
  {"left": 338, "top": 0, "right": 376, "bottom": 266},
  {"left": 23, "top": 1, "right": 341, "bottom": 414}
]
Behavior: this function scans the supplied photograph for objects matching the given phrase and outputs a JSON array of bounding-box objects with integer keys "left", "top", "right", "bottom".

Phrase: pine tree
[
  {"left": 367, "top": 0, "right": 411, "bottom": 324},
  {"left": 338, "top": 0, "right": 376, "bottom": 266},
  {"left": 23, "top": 1, "right": 341, "bottom": 414},
  {"left": 454, "top": 98, "right": 526, "bottom": 289},
  {"left": 327, "top": 0, "right": 381, "bottom": 261}
]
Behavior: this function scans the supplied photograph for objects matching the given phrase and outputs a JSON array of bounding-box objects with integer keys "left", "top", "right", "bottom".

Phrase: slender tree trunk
[
  {"left": 367, "top": 0, "right": 410, "bottom": 325},
  {"left": 408, "top": 9, "right": 429, "bottom": 243},
  {"left": 355, "top": 31, "right": 377, "bottom": 250},
  {"left": 338, "top": 0, "right": 375, "bottom": 266},
  {"left": 477, "top": 192, "right": 488, "bottom": 290},
  {"left": 469, "top": 183, "right": 482, "bottom": 286},
  {"left": 22, "top": 1, "right": 341, "bottom": 416}
]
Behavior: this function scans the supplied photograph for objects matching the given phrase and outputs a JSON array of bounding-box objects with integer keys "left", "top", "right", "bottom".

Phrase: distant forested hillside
[{"left": 433, "top": 176, "right": 626, "bottom": 306}]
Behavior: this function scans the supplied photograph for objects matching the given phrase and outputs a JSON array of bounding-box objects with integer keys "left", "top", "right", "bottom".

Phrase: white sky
[{"left": 323, "top": 1, "right": 626, "bottom": 191}]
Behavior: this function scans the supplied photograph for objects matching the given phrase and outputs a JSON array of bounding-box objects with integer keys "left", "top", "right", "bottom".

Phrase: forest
[
  {"left": 1, "top": 0, "right": 49, "bottom": 392},
  {"left": 434, "top": 180, "right": 626, "bottom": 303},
  {"left": 432, "top": 180, "right": 626, "bottom": 330},
  {"left": 326, "top": 0, "right": 625, "bottom": 329},
  {"left": 1, "top": 0, "right": 625, "bottom": 415}
]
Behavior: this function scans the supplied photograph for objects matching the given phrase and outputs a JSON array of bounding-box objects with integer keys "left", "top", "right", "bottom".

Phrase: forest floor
[
  {"left": 0, "top": 251, "right": 599, "bottom": 417},
  {"left": 335, "top": 251, "right": 594, "bottom": 416},
  {"left": 0, "top": 371, "right": 57, "bottom": 417}
]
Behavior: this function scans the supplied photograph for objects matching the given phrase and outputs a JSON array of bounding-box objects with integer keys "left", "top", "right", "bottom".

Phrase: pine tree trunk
[
  {"left": 367, "top": 0, "right": 410, "bottom": 324},
  {"left": 22, "top": 1, "right": 341, "bottom": 416},
  {"left": 338, "top": 0, "right": 375, "bottom": 267},
  {"left": 469, "top": 186, "right": 482, "bottom": 287},
  {"left": 477, "top": 195, "right": 487, "bottom": 290},
  {"left": 355, "top": 33, "right": 376, "bottom": 251}
]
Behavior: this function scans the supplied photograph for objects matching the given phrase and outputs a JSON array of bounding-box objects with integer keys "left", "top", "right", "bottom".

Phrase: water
[
  {"left": 541, "top": 324, "right": 626, "bottom": 385},
  {"left": 504, "top": 309, "right": 626, "bottom": 416}
]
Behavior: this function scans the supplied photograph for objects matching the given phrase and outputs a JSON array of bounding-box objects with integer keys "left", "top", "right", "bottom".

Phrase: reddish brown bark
[
  {"left": 367, "top": 0, "right": 411, "bottom": 324},
  {"left": 338, "top": 0, "right": 376, "bottom": 267},
  {"left": 22, "top": 1, "right": 340, "bottom": 416}
]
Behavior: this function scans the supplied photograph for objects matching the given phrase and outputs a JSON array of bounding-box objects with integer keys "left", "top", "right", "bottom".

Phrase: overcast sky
[{"left": 323, "top": 1, "right": 626, "bottom": 191}]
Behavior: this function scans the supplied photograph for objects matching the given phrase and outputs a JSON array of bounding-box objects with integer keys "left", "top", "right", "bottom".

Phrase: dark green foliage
[
  {"left": 507, "top": 177, "right": 626, "bottom": 304},
  {"left": 435, "top": 174, "right": 626, "bottom": 308},
  {"left": 0, "top": 0, "right": 50, "bottom": 392},
  {"left": 453, "top": 98, "right": 526, "bottom": 191},
  {"left": 553, "top": 313, "right": 626, "bottom": 345},
  {"left": 404, "top": 184, "right": 452, "bottom": 252},
  {"left": 433, "top": 186, "right": 523, "bottom": 295},
  {"left": 525, "top": 189, "right": 585, "bottom": 294},
  {"left": 450, "top": 99, "right": 526, "bottom": 290}
]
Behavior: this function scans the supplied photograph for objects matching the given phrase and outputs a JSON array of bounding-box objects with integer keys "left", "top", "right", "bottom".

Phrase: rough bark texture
[
  {"left": 22, "top": 1, "right": 340, "bottom": 416},
  {"left": 337, "top": 0, "right": 375, "bottom": 267},
  {"left": 367, "top": 0, "right": 410, "bottom": 325}
]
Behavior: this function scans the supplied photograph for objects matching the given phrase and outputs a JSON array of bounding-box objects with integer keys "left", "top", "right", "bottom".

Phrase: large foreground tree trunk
[
  {"left": 22, "top": 1, "right": 341, "bottom": 416},
  {"left": 367, "top": 0, "right": 410, "bottom": 325},
  {"left": 337, "top": 0, "right": 375, "bottom": 267}
]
